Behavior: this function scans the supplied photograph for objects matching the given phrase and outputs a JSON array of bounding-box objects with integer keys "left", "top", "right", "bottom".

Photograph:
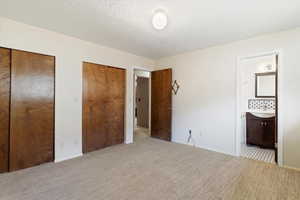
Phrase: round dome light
[{"left": 152, "top": 11, "right": 168, "bottom": 30}]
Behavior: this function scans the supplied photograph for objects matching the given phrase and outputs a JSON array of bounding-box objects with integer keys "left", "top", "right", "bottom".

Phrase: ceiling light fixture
[{"left": 152, "top": 10, "right": 168, "bottom": 30}]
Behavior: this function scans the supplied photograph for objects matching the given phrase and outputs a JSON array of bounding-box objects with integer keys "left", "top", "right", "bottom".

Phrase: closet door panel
[
  {"left": 83, "top": 62, "right": 107, "bottom": 153},
  {"left": 0, "top": 48, "right": 10, "bottom": 173},
  {"left": 10, "top": 50, "right": 54, "bottom": 171},
  {"left": 106, "top": 67, "right": 125, "bottom": 146},
  {"left": 83, "top": 64, "right": 125, "bottom": 153}
]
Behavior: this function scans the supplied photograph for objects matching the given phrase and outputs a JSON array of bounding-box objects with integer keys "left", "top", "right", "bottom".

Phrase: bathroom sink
[{"left": 250, "top": 112, "right": 275, "bottom": 118}]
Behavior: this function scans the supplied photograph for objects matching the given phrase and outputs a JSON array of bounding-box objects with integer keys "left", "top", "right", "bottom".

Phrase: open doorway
[
  {"left": 134, "top": 69, "right": 151, "bottom": 141},
  {"left": 237, "top": 53, "right": 279, "bottom": 164},
  {"left": 132, "top": 68, "right": 172, "bottom": 143}
]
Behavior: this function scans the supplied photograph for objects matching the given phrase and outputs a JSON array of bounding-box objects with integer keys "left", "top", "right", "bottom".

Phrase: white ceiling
[{"left": 1, "top": 0, "right": 300, "bottom": 59}]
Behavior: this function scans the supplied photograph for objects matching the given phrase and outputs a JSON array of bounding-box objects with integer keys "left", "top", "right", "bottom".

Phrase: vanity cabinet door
[
  {"left": 246, "top": 117, "right": 263, "bottom": 146},
  {"left": 262, "top": 119, "right": 275, "bottom": 149}
]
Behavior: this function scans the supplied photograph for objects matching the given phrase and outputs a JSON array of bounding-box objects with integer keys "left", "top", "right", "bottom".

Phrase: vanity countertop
[
  {"left": 245, "top": 110, "right": 275, "bottom": 118},
  {"left": 246, "top": 110, "right": 275, "bottom": 114}
]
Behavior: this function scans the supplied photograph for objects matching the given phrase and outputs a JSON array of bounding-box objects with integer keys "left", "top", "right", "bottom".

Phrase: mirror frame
[{"left": 255, "top": 72, "right": 276, "bottom": 98}]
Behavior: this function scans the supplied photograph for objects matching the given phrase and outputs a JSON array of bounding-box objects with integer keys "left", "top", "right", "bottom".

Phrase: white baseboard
[
  {"left": 125, "top": 140, "right": 133, "bottom": 144},
  {"left": 283, "top": 165, "right": 300, "bottom": 172},
  {"left": 199, "top": 145, "right": 236, "bottom": 157},
  {"left": 54, "top": 153, "right": 83, "bottom": 163},
  {"left": 172, "top": 140, "right": 235, "bottom": 157}
]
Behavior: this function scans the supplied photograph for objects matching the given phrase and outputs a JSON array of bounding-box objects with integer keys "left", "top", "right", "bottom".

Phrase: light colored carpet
[
  {"left": 0, "top": 137, "right": 299, "bottom": 200},
  {"left": 241, "top": 144, "right": 275, "bottom": 164},
  {"left": 134, "top": 126, "right": 150, "bottom": 141}
]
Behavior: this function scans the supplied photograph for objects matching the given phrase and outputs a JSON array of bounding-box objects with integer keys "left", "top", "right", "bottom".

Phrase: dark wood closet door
[
  {"left": 105, "top": 67, "right": 125, "bottom": 146},
  {"left": 0, "top": 48, "right": 11, "bottom": 173},
  {"left": 151, "top": 69, "right": 172, "bottom": 141},
  {"left": 83, "top": 63, "right": 125, "bottom": 153},
  {"left": 10, "top": 50, "right": 55, "bottom": 171},
  {"left": 83, "top": 62, "right": 107, "bottom": 153}
]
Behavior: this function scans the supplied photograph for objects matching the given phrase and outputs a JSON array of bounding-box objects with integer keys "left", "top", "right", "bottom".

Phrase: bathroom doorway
[
  {"left": 133, "top": 69, "right": 151, "bottom": 141},
  {"left": 236, "top": 52, "right": 280, "bottom": 164}
]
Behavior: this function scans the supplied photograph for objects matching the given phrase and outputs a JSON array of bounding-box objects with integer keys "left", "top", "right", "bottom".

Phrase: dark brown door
[
  {"left": 10, "top": 50, "right": 55, "bottom": 171},
  {"left": 0, "top": 48, "right": 11, "bottom": 173},
  {"left": 105, "top": 67, "right": 125, "bottom": 146},
  {"left": 136, "top": 77, "right": 149, "bottom": 128},
  {"left": 83, "top": 62, "right": 125, "bottom": 153},
  {"left": 83, "top": 63, "right": 107, "bottom": 153},
  {"left": 151, "top": 68, "right": 172, "bottom": 141},
  {"left": 275, "top": 54, "right": 278, "bottom": 163}
]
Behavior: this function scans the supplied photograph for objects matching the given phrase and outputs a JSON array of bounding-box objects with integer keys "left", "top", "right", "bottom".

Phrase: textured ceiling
[{"left": 1, "top": 0, "right": 300, "bottom": 59}]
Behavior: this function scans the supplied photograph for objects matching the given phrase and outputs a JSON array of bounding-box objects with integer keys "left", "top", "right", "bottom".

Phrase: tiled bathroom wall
[{"left": 248, "top": 99, "right": 275, "bottom": 111}]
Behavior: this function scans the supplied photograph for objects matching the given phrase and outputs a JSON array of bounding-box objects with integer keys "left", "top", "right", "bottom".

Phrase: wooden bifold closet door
[
  {"left": 9, "top": 50, "right": 55, "bottom": 172},
  {"left": 0, "top": 48, "right": 55, "bottom": 173},
  {"left": 83, "top": 62, "right": 125, "bottom": 153},
  {"left": 0, "top": 48, "right": 11, "bottom": 173}
]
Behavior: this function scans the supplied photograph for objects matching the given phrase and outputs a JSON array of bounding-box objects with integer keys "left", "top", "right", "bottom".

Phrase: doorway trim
[
  {"left": 235, "top": 50, "right": 283, "bottom": 166},
  {"left": 132, "top": 67, "right": 152, "bottom": 142}
]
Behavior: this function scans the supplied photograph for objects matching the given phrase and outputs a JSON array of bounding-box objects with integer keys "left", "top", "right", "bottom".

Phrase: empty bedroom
[{"left": 0, "top": 0, "right": 300, "bottom": 200}]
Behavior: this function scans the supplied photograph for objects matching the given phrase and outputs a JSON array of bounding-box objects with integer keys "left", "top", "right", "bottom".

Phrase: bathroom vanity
[{"left": 246, "top": 112, "right": 275, "bottom": 149}]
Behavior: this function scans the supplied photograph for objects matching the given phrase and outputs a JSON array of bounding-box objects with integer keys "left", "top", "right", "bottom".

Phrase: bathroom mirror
[{"left": 255, "top": 72, "right": 276, "bottom": 98}]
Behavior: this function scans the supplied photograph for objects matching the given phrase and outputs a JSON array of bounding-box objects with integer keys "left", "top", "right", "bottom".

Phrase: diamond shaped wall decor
[{"left": 172, "top": 80, "right": 180, "bottom": 95}]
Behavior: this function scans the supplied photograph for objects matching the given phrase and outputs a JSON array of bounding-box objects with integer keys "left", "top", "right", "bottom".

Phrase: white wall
[
  {"left": 157, "top": 27, "right": 300, "bottom": 169},
  {"left": 135, "top": 70, "right": 150, "bottom": 78},
  {"left": 0, "top": 17, "right": 155, "bottom": 162}
]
